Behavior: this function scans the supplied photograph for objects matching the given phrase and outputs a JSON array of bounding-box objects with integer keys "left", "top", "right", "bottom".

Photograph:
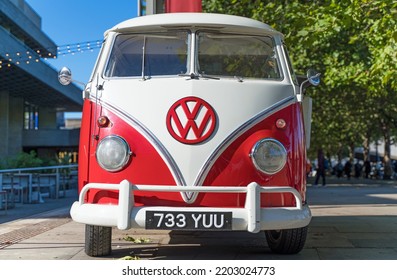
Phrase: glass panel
[
  {"left": 24, "top": 103, "right": 39, "bottom": 130},
  {"left": 197, "top": 33, "right": 282, "bottom": 80},
  {"left": 105, "top": 31, "right": 188, "bottom": 78}
]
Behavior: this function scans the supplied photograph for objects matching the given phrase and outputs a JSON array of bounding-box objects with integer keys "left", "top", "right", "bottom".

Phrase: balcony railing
[{"left": 0, "top": 165, "right": 77, "bottom": 209}]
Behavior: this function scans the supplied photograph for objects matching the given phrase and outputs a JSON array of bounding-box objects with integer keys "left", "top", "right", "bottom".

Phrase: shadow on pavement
[{"left": 105, "top": 214, "right": 397, "bottom": 260}]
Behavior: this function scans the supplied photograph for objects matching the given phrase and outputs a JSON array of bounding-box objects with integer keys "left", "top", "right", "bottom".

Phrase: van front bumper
[{"left": 70, "top": 180, "right": 311, "bottom": 233}]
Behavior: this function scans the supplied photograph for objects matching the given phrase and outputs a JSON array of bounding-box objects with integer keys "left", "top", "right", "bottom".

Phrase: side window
[
  {"left": 283, "top": 44, "right": 299, "bottom": 85},
  {"left": 105, "top": 31, "right": 189, "bottom": 78},
  {"left": 197, "top": 33, "right": 282, "bottom": 80}
]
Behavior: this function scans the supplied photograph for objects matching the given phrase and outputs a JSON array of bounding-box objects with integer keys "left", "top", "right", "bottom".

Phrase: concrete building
[{"left": 0, "top": 0, "right": 83, "bottom": 163}]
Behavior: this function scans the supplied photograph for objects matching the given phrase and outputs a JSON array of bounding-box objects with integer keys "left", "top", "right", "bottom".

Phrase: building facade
[{"left": 0, "top": 0, "right": 83, "bottom": 164}]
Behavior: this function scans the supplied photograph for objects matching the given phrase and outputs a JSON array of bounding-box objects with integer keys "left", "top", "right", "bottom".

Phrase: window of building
[{"left": 24, "top": 103, "right": 39, "bottom": 130}]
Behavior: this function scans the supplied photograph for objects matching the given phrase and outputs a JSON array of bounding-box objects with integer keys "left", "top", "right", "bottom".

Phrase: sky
[{"left": 25, "top": 0, "right": 138, "bottom": 86}]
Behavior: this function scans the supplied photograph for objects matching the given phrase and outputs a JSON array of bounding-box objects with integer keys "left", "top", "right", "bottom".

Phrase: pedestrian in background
[
  {"left": 364, "top": 160, "right": 371, "bottom": 179},
  {"left": 354, "top": 161, "right": 362, "bottom": 179},
  {"left": 344, "top": 160, "right": 352, "bottom": 180},
  {"left": 335, "top": 161, "right": 344, "bottom": 178},
  {"left": 314, "top": 148, "right": 326, "bottom": 187}
]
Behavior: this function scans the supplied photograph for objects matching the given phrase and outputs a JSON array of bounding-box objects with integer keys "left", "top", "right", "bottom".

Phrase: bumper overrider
[{"left": 70, "top": 180, "right": 311, "bottom": 233}]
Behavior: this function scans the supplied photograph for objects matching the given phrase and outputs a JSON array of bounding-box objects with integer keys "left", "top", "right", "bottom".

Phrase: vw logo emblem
[{"left": 166, "top": 97, "right": 217, "bottom": 144}]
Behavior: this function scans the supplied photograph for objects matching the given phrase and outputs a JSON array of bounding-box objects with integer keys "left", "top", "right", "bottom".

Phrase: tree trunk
[
  {"left": 349, "top": 143, "right": 355, "bottom": 162},
  {"left": 363, "top": 132, "right": 371, "bottom": 161},
  {"left": 382, "top": 127, "right": 392, "bottom": 180}
]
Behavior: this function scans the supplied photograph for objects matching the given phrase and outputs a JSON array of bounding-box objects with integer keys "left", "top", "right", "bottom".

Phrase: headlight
[
  {"left": 251, "top": 138, "right": 287, "bottom": 174},
  {"left": 96, "top": 135, "right": 131, "bottom": 172}
]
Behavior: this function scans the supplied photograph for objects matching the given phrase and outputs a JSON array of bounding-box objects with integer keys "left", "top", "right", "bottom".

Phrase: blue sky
[{"left": 25, "top": 0, "right": 138, "bottom": 85}]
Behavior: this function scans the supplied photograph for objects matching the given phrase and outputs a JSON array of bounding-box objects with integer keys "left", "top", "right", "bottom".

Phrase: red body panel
[
  {"left": 78, "top": 99, "right": 93, "bottom": 191},
  {"left": 78, "top": 100, "right": 307, "bottom": 208}
]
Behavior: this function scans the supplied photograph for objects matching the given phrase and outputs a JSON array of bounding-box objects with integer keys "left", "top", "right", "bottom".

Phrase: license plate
[{"left": 145, "top": 211, "right": 232, "bottom": 230}]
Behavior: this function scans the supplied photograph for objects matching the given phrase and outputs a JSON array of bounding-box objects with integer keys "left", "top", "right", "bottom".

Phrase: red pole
[{"left": 165, "top": 0, "right": 202, "bottom": 13}]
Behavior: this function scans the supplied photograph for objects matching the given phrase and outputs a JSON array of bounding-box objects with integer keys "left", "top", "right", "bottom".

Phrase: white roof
[{"left": 108, "top": 13, "right": 282, "bottom": 37}]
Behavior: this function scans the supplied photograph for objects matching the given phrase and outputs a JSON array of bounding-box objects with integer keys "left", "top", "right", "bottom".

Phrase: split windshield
[{"left": 104, "top": 31, "right": 281, "bottom": 80}]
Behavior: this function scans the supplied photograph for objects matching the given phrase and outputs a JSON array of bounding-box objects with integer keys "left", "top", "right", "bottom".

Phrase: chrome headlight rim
[
  {"left": 96, "top": 135, "right": 131, "bottom": 172},
  {"left": 250, "top": 138, "right": 287, "bottom": 175}
]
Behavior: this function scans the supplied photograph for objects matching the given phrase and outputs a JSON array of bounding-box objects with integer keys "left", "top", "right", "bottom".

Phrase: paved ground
[{"left": 0, "top": 177, "right": 396, "bottom": 260}]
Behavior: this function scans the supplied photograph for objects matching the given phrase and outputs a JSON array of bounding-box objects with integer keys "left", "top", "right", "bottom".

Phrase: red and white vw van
[{"left": 59, "top": 12, "right": 320, "bottom": 257}]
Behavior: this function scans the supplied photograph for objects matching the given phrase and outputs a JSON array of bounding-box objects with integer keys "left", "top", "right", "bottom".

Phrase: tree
[{"left": 203, "top": 0, "right": 397, "bottom": 167}]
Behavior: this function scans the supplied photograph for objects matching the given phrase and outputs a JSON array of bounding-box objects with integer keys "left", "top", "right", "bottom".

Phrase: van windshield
[
  {"left": 197, "top": 32, "right": 282, "bottom": 80},
  {"left": 104, "top": 31, "right": 282, "bottom": 80},
  {"left": 104, "top": 31, "right": 189, "bottom": 78}
]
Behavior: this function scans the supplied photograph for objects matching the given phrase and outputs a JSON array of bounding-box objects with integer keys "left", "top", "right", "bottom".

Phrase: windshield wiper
[
  {"left": 199, "top": 73, "right": 220, "bottom": 80},
  {"left": 178, "top": 72, "right": 220, "bottom": 80},
  {"left": 178, "top": 73, "right": 198, "bottom": 79},
  {"left": 234, "top": 76, "right": 244, "bottom": 83}
]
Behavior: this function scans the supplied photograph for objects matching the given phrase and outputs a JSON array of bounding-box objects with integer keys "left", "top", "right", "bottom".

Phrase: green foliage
[
  {"left": 119, "top": 256, "right": 140, "bottom": 260},
  {"left": 123, "top": 236, "right": 151, "bottom": 243},
  {"left": 203, "top": 0, "right": 397, "bottom": 161},
  {"left": 6, "top": 151, "right": 43, "bottom": 169},
  {"left": 0, "top": 151, "right": 62, "bottom": 170}
]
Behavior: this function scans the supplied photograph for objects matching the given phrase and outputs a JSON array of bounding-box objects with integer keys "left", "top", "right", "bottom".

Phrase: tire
[
  {"left": 85, "top": 224, "right": 112, "bottom": 257},
  {"left": 265, "top": 226, "right": 308, "bottom": 254}
]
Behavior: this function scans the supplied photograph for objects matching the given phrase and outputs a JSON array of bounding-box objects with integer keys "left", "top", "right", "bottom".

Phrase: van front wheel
[
  {"left": 85, "top": 225, "right": 112, "bottom": 257},
  {"left": 265, "top": 226, "right": 308, "bottom": 254}
]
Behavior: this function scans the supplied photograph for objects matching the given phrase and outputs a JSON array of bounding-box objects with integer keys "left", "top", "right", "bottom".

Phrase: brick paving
[
  {"left": 0, "top": 217, "right": 71, "bottom": 249},
  {"left": 0, "top": 189, "right": 76, "bottom": 250}
]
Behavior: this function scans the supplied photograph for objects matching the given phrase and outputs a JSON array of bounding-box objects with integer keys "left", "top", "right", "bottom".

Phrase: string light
[
  {"left": 57, "top": 40, "right": 102, "bottom": 56},
  {"left": 0, "top": 39, "right": 102, "bottom": 69}
]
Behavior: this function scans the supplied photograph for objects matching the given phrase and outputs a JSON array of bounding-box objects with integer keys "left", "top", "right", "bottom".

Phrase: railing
[
  {"left": 0, "top": 165, "right": 78, "bottom": 174},
  {"left": 0, "top": 165, "right": 77, "bottom": 208}
]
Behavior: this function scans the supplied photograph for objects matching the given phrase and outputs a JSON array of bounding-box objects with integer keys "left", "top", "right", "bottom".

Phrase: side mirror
[
  {"left": 307, "top": 69, "right": 321, "bottom": 87},
  {"left": 58, "top": 67, "right": 86, "bottom": 88},
  {"left": 58, "top": 67, "right": 72, "bottom": 86},
  {"left": 299, "top": 69, "right": 321, "bottom": 96}
]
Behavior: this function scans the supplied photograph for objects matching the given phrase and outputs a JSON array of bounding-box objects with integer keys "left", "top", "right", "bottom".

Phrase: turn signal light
[
  {"left": 275, "top": 118, "right": 286, "bottom": 129},
  {"left": 97, "top": 116, "right": 110, "bottom": 127}
]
